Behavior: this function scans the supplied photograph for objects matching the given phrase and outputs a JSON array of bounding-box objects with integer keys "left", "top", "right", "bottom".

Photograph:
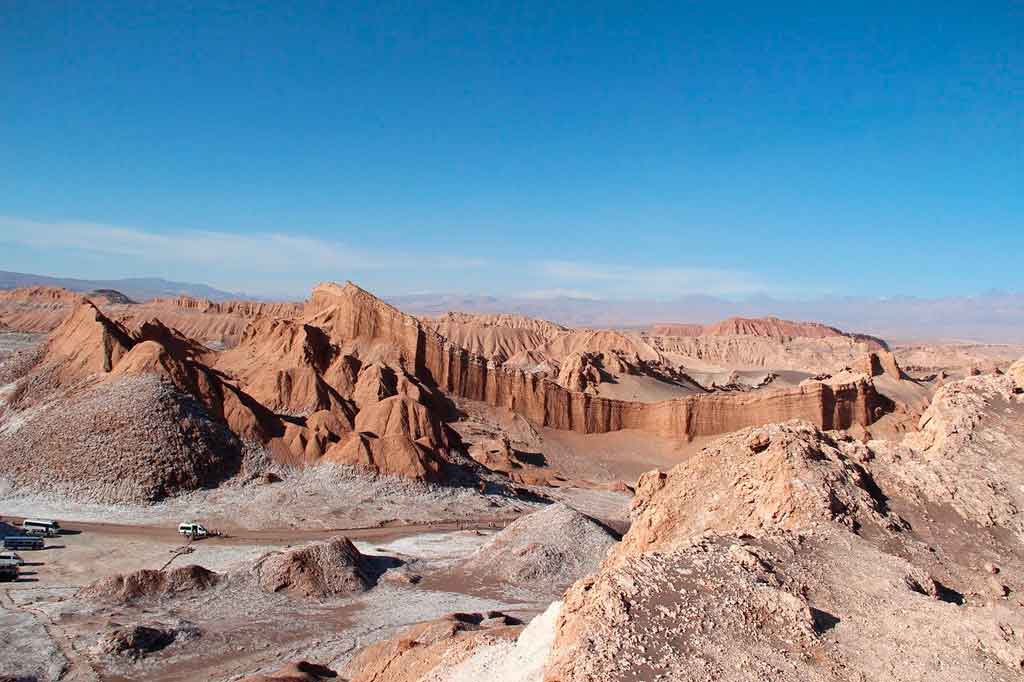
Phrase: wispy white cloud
[
  {"left": 532, "top": 259, "right": 767, "bottom": 298},
  {"left": 0, "top": 216, "right": 767, "bottom": 301},
  {"left": 0, "top": 216, "right": 488, "bottom": 291}
]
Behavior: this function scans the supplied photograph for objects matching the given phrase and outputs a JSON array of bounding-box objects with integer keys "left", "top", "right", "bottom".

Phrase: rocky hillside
[
  {"left": 0, "top": 281, "right": 901, "bottom": 503},
  {"left": 337, "top": 360, "right": 1024, "bottom": 681}
]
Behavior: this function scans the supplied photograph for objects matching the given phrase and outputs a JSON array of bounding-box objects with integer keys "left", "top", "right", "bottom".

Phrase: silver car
[{"left": 0, "top": 551, "right": 24, "bottom": 566}]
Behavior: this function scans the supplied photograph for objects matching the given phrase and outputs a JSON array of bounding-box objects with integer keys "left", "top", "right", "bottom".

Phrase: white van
[
  {"left": 21, "top": 519, "right": 60, "bottom": 537},
  {"left": 178, "top": 522, "right": 209, "bottom": 539}
]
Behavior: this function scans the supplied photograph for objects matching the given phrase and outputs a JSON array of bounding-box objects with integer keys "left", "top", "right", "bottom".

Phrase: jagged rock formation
[
  {"left": 0, "top": 286, "right": 302, "bottom": 346},
  {"left": 299, "top": 283, "right": 888, "bottom": 440},
  {"left": 323, "top": 395, "right": 451, "bottom": 481},
  {"left": 0, "top": 282, "right": 895, "bottom": 498},
  {"left": 854, "top": 349, "right": 904, "bottom": 379},
  {"left": 255, "top": 537, "right": 371, "bottom": 599}
]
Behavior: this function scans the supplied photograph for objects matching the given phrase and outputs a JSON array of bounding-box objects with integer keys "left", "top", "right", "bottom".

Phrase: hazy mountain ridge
[
  {"left": 389, "top": 291, "right": 1024, "bottom": 343},
  {"left": 0, "top": 270, "right": 242, "bottom": 302}
]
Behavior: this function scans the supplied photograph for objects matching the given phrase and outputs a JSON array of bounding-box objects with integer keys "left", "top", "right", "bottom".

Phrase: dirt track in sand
[{"left": 4, "top": 515, "right": 517, "bottom": 547}]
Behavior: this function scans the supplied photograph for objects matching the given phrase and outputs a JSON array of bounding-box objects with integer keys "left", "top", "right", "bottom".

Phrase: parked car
[
  {"left": 0, "top": 551, "right": 24, "bottom": 566},
  {"left": 178, "top": 522, "right": 209, "bottom": 539},
  {"left": 0, "top": 559, "right": 18, "bottom": 582}
]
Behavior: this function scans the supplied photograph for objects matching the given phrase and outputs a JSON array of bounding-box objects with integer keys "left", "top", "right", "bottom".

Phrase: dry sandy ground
[
  {"left": 452, "top": 396, "right": 694, "bottom": 484},
  {"left": 0, "top": 473, "right": 629, "bottom": 681},
  {"left": 0, "top": 519, "right": 552, "bottom": 681}
]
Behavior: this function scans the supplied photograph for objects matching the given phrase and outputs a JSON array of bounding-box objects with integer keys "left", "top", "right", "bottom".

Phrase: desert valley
[{"left": 0, "top": 281, "right": 1023, "bottom": 681}]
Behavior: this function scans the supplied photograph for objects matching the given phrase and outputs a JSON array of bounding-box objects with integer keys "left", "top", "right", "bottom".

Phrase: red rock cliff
[{"left": 309, "top": 283, "right": 887, "bottom": 440}]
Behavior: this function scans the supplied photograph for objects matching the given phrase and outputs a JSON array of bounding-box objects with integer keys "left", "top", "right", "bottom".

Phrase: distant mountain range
[
  {"left": 388, "top": 291, "right": 1024, "bottom": 344},
  {"left": 1, "top": 269, "right": 1020, "bottom": 343},
  {"left": 0, "top": 270, "right": 242, "bottom": 302}
]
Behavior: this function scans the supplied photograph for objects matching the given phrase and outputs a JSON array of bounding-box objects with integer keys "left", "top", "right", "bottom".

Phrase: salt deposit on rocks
[
  {"left": 78, "top": 564, "right": 222, "bottom": 604},
  {"left": 0, "top": 373, "right": 243, "bottom": 503},
  {"left": 256, "top": 537, "right": 372, "bottom": 599},
  {"left": 463, "top": 503, "right": 618, "bottom": 593}
]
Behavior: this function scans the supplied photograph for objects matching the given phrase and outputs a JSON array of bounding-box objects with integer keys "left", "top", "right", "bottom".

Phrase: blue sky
[{"left": 1, "top": 2, "right": 1020, "bottom": 299}]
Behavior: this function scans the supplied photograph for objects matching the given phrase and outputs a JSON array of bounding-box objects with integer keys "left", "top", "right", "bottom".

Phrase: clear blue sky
[{"left": 1, "top": 2, "right": 1020, "bottom": 299}]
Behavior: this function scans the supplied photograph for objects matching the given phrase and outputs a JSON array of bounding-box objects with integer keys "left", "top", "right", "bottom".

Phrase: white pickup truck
[{"left": 177, "top": 522, "right": 210, "bottom": 539}]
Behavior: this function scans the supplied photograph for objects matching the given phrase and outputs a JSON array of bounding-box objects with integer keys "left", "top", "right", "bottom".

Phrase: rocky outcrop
[
  {"left": 323, "top": 396, "right": 449, "bottom": 481},
  {"left": 78, "top": 565, "right": 221, "bottom": 604},
  {"left": 1010, "top": 357, "right": 1024, "bottom": 387},
  {"left": 616, "top": 421, "right": 901, "bottom": 561},
  {"left": 93, "top": 621, "right": 200, "bottom": 658},
  {"left": 464, "top": 503, "right": 618, "bottom": 592},
  {"left": 872, "top": 364, "right": 1024, "bottom": 540},
  {"left": 256, "top": 537, "right": 371, "bottom": 599},
  {"left": 304, "top": 283, "right": 888, "bottom": 442},
  {"left": 0, "top": 374, "right": 244, "bottom": 503},
  {"left": 344, "top": 612, "right": 525, "bottom": 682},
  {"left": 240, "top": 661, "right": 339, "bottom": 682},
  {"left": 555, "top": 353, "right": 604, "bottom": 393},
  {"left": 44, "top": 300, "right": 136, "bottom": 379},
  {"left": 855, "top": 349, "right": 904, "bottom": 379},
  {"left": 541, "top": 362, "right": 1024, "bottom": 682}
]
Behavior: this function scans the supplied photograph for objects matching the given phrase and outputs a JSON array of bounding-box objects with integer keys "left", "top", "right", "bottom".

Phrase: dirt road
[{"left": 3, "top": 515, "right": 514, "bottom": 548}]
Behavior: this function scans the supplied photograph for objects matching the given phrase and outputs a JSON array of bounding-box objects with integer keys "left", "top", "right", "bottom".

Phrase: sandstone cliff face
[
  {"left": 45, "top": 300, "right": 136, "bottom": 379},
  {"left": 302, "top": 282, "right": 887, "bottom": 442},
  {"left": 650, "top": 315, "right": 887, "bottom": 348},
  {"left": 0, "top": 286, "right": 303, "bottom": 346},
  {"left": 146, "top": 295, "right": 302, "bottom": 319},
  {"left": 0, "top": 284, "right": 893, "bottom": 493}
]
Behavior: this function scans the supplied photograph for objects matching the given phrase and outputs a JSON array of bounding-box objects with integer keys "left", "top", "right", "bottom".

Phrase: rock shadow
[{"left": 809, "top": 607, "right": 841, "bottom": 633}]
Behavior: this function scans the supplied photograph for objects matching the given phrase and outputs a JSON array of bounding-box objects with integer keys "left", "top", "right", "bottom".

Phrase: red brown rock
[
  {"left": 78, "top": 565, "right": 221, "bottom": 604},
  {"left": 256, "top": 537, "right": 370, "bottom": 599}
]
